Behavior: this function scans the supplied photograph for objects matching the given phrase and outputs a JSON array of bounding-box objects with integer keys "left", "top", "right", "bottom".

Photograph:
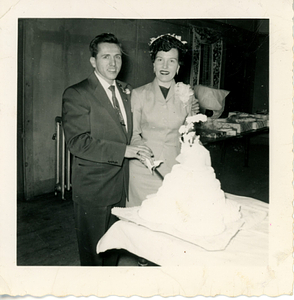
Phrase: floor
[{"left": 17, "top": 134, "right": 269, "bottom": 266}]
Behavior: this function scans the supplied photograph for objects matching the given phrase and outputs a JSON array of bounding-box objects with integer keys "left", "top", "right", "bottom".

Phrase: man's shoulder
[
  {"left": 64, "top": 72, "right": 100, "bottom": 92},
  {"left": 64, "top": 77, "right": 90, "bottom": 93}
]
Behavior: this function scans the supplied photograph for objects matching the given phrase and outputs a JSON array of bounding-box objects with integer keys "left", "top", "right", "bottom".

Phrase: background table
[{"left": 200, "top": 127, "right": 269, "bottom": 167}]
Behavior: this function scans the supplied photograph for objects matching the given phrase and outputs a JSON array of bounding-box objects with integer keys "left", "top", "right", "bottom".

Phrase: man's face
[
  {"left": 153, "top": 48, "right": 180, "bottom": 87},
  {"left": 90, "top": 42, "right": 122, "bottom": 85}
]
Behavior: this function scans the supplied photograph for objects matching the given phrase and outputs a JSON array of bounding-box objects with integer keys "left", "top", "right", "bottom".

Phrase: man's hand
[{"left": 125, "top": 145, "right": 154, "bottom": 162}]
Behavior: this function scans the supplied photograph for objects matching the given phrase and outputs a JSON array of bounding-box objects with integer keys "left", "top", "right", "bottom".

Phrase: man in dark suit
[{"left": 62, "top": 33, "right": 152, "bottom": 266}]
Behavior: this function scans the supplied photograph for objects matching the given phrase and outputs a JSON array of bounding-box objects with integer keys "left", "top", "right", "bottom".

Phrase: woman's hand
[{"left": 191, "top": 97, "right": 200, "bottom": 115}]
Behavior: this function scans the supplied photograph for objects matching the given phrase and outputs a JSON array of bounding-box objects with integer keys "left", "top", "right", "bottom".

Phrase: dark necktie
[{"left": 108, "top": 85, "right": 126, "bottom": 131}]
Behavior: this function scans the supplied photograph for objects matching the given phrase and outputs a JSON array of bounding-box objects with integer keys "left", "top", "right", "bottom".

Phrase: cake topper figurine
[{"left": 179, "top": 114, "right": 207, "bottom": 146}]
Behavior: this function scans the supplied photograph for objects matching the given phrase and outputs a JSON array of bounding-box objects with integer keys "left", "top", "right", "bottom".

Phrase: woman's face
[{"left": 153, "top": 48, "right": 180, "bottom": 87}]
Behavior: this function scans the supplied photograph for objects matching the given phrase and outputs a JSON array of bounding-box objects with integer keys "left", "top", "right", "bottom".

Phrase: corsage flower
[{"left": 175, "top": 82, "right": 194, "bottom": 107}]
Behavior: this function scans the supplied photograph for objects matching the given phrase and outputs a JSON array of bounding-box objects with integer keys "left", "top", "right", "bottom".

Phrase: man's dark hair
[
  {"left": 89, "top": 33, "right": 122, "bottom": 57},
  {"left": 149, "top": 34, "right": 188, "bottom": 65}
]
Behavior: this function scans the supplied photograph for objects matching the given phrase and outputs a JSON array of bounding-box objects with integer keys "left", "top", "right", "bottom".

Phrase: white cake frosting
[{"left": 138, "top": 114, "right": 242, "bottom": 237}]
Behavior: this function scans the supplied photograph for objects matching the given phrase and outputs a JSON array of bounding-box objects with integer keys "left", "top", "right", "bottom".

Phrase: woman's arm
[{"left": 190, "top": 95, "right": 200, "bottom": 116}]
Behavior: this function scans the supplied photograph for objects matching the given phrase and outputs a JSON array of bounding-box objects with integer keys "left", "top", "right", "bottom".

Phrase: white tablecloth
[{"left": 96, "top": 193, "right": 268, "bottom": 266}]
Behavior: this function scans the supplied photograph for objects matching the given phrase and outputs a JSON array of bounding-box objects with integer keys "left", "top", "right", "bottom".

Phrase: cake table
[{"left": 96, "top": 193, "right": 269, "bottom": 267}]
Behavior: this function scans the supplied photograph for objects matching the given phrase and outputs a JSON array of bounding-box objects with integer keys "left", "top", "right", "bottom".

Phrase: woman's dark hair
[
  {"left": 89, "top": 33, "right": 122, "bottom": 57},
  {"left": 149, "top": 34, "right": 188, "bottom": 65}
]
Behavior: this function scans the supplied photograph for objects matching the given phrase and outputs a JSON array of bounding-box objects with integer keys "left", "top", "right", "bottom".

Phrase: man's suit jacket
[{"left": 62, "top": 72, "right": 132, "bottom": 207}]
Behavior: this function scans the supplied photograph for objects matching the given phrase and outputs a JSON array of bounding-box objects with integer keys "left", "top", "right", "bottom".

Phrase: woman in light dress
[{"left": 127, "top": 33, "right": 199, "bottom": 207}]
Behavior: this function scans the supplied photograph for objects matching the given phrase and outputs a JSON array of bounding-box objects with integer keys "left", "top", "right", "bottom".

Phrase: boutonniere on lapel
[
  {"left": 123, "top": 87, "right": 131, "bottom": 95},
  {"left": 117, "top": 83, "right": 132, "bottom": 101},
  {"left": 175, "top": 82, "right": 194, "bottom": 107}
]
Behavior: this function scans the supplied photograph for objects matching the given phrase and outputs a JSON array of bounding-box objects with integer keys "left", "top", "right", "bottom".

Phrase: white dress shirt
[{"left": 94, "top": 71, "right": 128, "bottom": 131}]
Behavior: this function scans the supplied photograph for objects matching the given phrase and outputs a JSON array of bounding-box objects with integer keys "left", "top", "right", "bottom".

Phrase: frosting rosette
[{"left": 175, "top": 82, "right": 194, "bottom": 106}]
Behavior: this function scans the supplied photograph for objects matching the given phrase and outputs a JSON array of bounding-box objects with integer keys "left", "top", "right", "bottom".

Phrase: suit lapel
[
  {"left": 88, "top": 73, "right": 127, "bottom": 141},
  {"left": 166, "top": 80, "right": 175, "bottom": 102},
  {"left": 151, "top": 78, "right": 176, "bottom": 103},
  {"left": 151, "top": 78, "right": 165, "bottom": 104},
  {"left": 116, "top": 81, "right": 132, "bottom": 141}
]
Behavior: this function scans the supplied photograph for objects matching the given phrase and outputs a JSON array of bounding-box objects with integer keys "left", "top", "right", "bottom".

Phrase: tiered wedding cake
[{"left": 138, "top": 114, "right": 242, "bottom": 237}]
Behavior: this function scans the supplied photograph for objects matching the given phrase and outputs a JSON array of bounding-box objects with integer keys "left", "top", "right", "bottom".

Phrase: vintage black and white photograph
[
  {"left": 16, "top": 18, "right": 270, "bottom": 268},
  {"left": 0, "top": 0, "right": 293, "bottom": 297}
]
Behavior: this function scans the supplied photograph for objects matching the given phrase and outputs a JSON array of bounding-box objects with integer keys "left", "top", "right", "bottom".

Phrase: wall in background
[
  {"left": 18, "top": 18, "right": 268, "bottom": 200},
  {"left": 252, "top": 33, "right": 269, "bottom": 113},
  {"left": 210, "top": 19, "right": 269, "bottom": 115}
]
